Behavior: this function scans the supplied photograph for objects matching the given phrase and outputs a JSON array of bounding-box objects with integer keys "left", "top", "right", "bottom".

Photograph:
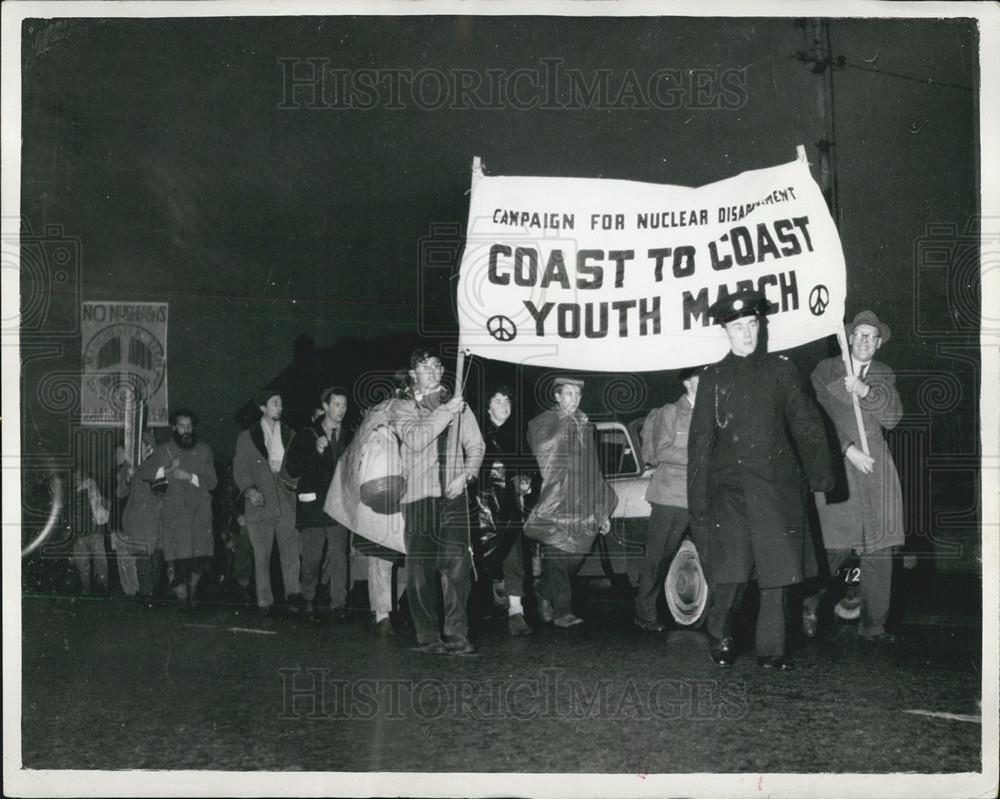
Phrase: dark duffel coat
[{"left": 687, "top": 348, "right": 834, "bottom": 589}]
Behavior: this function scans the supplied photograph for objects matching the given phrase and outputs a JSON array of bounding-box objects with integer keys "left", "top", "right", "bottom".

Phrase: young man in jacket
[
  {"left": 391, "top": 349, "right": 485, "bottom": 656},
  {"left": 233, "top": 389, "right": 303, "bottom": 617},
  {"left": 636, "top": 365, "right": 702, "bottom": 632},
  {"left": 282, "top": 386, "right": 353, "bottom": 623}
]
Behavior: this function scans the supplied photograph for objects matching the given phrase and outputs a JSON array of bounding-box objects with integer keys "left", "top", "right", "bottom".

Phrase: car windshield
[{"left": 596, "top": 426, "right": 641, "bottom": 477}]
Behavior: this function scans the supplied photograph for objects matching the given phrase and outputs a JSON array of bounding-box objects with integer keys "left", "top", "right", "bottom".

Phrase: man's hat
[
  {"left": 553, "top": 376, "right": 585, "bottom": 390},
  {"left": 845, "top": 310, "right": 891, "bottom": 345},
  {"left": 708, "top": 288, "right": 769, "bottom": 325},
  {"left": 253, "top": 387, "right": 282, "bottom": 408}
]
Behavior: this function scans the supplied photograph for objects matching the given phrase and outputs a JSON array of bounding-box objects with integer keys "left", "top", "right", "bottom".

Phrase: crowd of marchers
[{"left": 60, "top": 288, "right": 905, "bottom": 669}]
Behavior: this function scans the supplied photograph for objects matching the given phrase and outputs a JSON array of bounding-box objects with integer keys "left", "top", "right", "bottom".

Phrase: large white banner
[
  {"left": 81, "top": 301, "right": 169, "bottom": 426},
  {"left": 457, "top": 153, "right": 846, "bottom": 371}
]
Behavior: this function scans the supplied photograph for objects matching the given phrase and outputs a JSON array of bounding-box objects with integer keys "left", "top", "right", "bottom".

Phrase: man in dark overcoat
[
  {"left": 805, "top": 311, "right": 904, "bottom": 643},
  {"left": 688, "top": 290, "right": 834, "bottom": 670},
  {"left": 137, "top": 409, "right": 217, "bottom": 606}
]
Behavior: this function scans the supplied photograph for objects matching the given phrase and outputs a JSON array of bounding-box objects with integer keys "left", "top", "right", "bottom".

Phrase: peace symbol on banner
[
  {"left": 487, "top": 314, "right": 517, "bottom": 341},
  {"left": 809, "top": 284, "right": 830, "bottom": 316}
]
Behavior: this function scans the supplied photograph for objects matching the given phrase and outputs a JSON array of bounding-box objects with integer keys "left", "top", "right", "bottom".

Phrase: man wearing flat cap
[
  {"left": 525, "top": 376, "right": 617, "bottom": 628},
  {"left": 688, "top": 289, "right": 833, "bottom": 670},
  {"left": 804, "top": 311, "right": 904, "bottom": 643},
  {"left": 233, "top": 388, "right": 304, "bottom": 616}
]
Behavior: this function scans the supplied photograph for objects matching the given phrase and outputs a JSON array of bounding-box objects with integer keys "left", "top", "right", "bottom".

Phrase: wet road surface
[{"left": 20, "top": 592, "right": 982, "bottom": 774}]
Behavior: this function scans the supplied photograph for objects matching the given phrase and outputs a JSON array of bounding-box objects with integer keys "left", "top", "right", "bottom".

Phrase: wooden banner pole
[
  {"left": 837, "top": 327, "right": 870, "bottom": 456},
  {"left": 448, "top": 157, "right": 481, "bottom": 483},
  {"left": 799, "top": 143, "right": 868, "bottom": 457}
]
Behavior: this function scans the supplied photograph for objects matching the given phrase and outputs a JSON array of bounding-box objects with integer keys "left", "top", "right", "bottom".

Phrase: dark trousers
[
  {"left": 804, "top": 547, "right": 895, "bottom": 636},
  {"left": 132, "top": 548, "right": 163, "bottom": 597},
  {"left": 403, "top": 495, "right": 472, "bottom": 644},
  {"left": 635, "top": 504, "right": 689, "bottom": 624},
  {"left": 537, "top": 545, "right": 586, "bottom": 618},
  {"left": 300, "top": 524, "right": 351, "bottom": 609},
  {"left": 501, "top": 527, "right": 527, "bottom": 598},
  {"left": 707, "top": 582, "right": 787, "bottom": 657},
  {"left": 227, "top": 530, "right": 254, "bottom": 588}
]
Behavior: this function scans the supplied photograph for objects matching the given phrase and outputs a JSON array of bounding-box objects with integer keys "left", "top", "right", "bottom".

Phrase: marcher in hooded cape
[
  {"left": 524, "top": 383, "right": 617, "bottom": 555},
  {"left": 524, "top": 377, "right": 617, "bottom": 629}
]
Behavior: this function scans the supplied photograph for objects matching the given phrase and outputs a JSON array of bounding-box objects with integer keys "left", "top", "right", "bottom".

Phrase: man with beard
[
  {"left": 391, "top": 349, "right": 485, "bottom": 655},
  {"left": 137, "top": 409, "right": 217, "bottom": 608},
  {"left": 234, "top": 389, "right": 303, "bottom": 617},
  {"left": 687, "top": 289, "right": 833, "bottom": 670}
]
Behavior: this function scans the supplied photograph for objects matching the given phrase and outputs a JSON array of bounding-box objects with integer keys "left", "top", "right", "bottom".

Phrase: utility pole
[{"left": 794, "top": 19, "right": 844, "bottom": 225}]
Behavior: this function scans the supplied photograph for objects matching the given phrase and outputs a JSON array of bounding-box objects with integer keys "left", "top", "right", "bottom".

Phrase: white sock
[
  {"left": 508, "top": 596, "right": 523, "bottom": 616},
  {"left": 375, "top": 611, "right": 390, "bottom": 623}
]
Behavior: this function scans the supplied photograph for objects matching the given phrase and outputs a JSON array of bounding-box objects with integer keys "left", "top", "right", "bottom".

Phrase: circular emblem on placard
[
  {"left": 809, "top": 284, "right": 830, "bottom": 316},
  {"left": 83, "top": 323, "right": 166, "bottom": 410},
  {"left": 487, "top": 315, "right": 517, "bottom": 342}
]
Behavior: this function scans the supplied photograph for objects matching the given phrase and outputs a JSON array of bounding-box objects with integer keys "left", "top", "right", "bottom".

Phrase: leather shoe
[
  {"left": 374, "top": 618, "right": 395, "bottom": 637},
  {"left": 634, "top": 617, "right": 667, "bottom": 633},
  {"left": 709, "top": 637, "right": 735, "bottom": 668},
  {"left": 801, "top": 610, "right": 818, "bottom": 639},
  {"left": 412, "top": 640, "right": 449, "bottom": 655},
  {"left": 537, "top": 597, "right": 555, "bottom": 624},
  {"left": 508, "top": 613, "right": 533, "bottom": 636},
  {"left": 332, "top": 607, "right": 349, "bottom": 622},
  {"left": 757, "top": 656, "right": 796, "bottom": 671},
  {"left": 553, "top": 613, "right": 584, "bottom": 629},
  {"left": 443, "top": 634, "right": 477, "bottom": 655}
]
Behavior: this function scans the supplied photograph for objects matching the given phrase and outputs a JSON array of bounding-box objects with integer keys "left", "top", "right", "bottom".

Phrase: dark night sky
[{"left": 20, "top": 14, "right": 980, "bottom": 462}]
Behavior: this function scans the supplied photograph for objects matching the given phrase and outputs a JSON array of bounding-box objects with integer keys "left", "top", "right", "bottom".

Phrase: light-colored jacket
[
  {"left": 812, "top": 356, "right": 905, "bottom": 553},
  {"left": 641, "top": 394, "right": 693, "bottom": 509},
  {"left": 389, "top": 395, "right": 485, "bottom": 504}
]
